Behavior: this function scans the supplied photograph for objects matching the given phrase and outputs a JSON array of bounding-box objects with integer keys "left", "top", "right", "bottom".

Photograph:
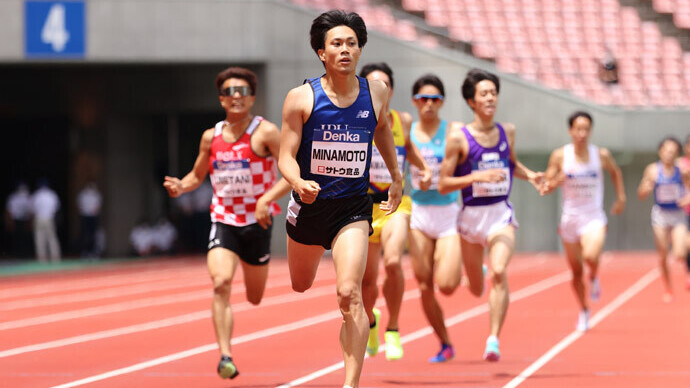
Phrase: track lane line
[
  {"left": 502, "top": 267, "right": 659, "bottom": 388},
  {"left": 1, "top": 272, "right": 416, "bottom": 358},
  {"left": 276, "top": 270, "right": 573, "bottom": 387},
  {"left": 48, "top": 270, "right": 571, "bottom": 388}
]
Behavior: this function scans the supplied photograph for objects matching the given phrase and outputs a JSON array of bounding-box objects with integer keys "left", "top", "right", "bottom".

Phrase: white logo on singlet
[
  {"left": 355, "top": 110, "right": 370, "bottom": 119},
  {"left": 499, "top": 141, "right": 507, "bottom": 152}
]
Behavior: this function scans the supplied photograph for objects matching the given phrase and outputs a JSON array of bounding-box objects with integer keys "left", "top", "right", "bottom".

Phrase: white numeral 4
[{"left": 41, "top": 4, "right": 70, "bottom": 52}]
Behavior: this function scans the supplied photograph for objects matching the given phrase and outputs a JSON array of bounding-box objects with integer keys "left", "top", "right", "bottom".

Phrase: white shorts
[
  {"left": 558, "top": 209, "right": 607, "bottom": 243},
  {"left": 651, "top": 205, "right": 686, "bottom": 228},
  {"left": 458, "top": 201, "right": 518, "bottom": 246},
  {"left": 410, "top": 202, "right": 459, "bottom": 240}
]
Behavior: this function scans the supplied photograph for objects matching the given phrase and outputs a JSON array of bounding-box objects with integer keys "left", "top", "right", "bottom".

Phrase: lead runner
[{"left": 278, "top": 10, "right": 402, "bottom": 388}]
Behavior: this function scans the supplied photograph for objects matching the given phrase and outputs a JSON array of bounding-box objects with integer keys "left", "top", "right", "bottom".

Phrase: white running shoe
[{"left": 576, "top": 310, "right": 590, "bottom": 332}]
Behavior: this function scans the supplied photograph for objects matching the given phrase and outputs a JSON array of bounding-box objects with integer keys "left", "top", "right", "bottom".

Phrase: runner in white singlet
[{"left": 541, "top": 111, "right": 626, "bottom": 331}]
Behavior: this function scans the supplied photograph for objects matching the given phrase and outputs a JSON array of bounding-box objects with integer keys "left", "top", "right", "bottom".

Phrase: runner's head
[
  {"left": 360, "top": 62, "right": 394, "bottom": 98},
  {"left": 658, "top": 136, "right": 681, "bottom": 164},
  {"left": 215, "top": 67, "right": 257, "bottom": 116},
  {"left": 567, "top": 111, "right": 593, "bottom": 146},
  {"left": 412, "top": 74, "right": 445, "bottom": 120},
  {"left": 310, "top": 10, "right": 367, "bottom": 71},
  {"left": 461, "top": 68, "right": 500, "bottom": 117}
]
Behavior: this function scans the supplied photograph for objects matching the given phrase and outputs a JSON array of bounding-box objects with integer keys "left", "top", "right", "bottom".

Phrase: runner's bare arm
[
  {"left": 254, "top": 121, "right": 293, "bottom": 229},
  {"left": 163, "top": 129, "right": 213, "bottom": 197},
  {"left": 278, "top": 86, "right": 321, "bottom": 204},
  {"left": 401, "top": 111, "right": 432, "bottom": 190},
  {"left": 371, "top": 80, "right": 402, "bottom": 214},
  {"left": 506, "top": 123, "right": 543, "bottom": 191},
  {"left": 637, "top": 163, "right": 656, "bottom": 200},
  {"left": 600, "top": 147, "right": 626, "bottom": 214},
  {"left": 540, "top": 147, "right": 564, "bottom": 196}
]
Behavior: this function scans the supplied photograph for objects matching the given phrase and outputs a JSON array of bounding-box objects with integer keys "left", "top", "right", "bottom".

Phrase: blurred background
[{"left": 1, "top": 0, "right": 689, "bottom": 261}]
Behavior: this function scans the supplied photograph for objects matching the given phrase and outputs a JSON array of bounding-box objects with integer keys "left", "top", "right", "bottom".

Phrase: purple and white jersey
[{"left": 454, "top": 123, "right": 515, "bottom": 206}]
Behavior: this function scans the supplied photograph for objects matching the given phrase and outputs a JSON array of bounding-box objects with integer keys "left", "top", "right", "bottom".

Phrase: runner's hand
[
  {"left": 255, "top": 196, "right": 272, "bottom": 229},
  {"left": 295, "top": 180, "right": 320, "bottom": 204},
  {"left": 380, "top": 175, "right": 402, "bottom": 215},
  {"left": 610, "top": 198, "right": 626, "bottom": 215},
  {"left": 418, "top": 168, "right": 432, "bottom": 191},
  {"left": 163, "top": 176, "right": 183, "bottom": 197}
]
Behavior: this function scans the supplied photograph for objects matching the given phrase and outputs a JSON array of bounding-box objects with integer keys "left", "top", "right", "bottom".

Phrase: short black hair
[
  {"left": 461, "top": 68, "right": 500, "bottom": 103},
  {"left": 658, "top": 136, "right": 682, "bottom": 152},
  {"left": 412, "top": 74, "right": 445, "bottom": 96},
  {"left": 568, "top": 111, "right": 593, "bottom": 128},
  {"left": 359, "top": 62, "right": 394, "bottom": 89},
  {"left": 310, "top": 10, "right": 367, "bottom": 55},
  {"left": 215, "top": 67, "right": 257, "bottom": 95}
]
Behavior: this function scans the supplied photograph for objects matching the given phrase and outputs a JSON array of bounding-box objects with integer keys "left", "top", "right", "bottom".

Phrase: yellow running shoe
[
  {"left": 384, "top": 330, "right": 403, "bottom": 360},
  {"left": 366, "top": 308, "right": 381, "bottom": 356}
]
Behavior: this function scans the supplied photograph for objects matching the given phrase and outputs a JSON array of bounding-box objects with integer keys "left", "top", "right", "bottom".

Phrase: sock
[
  {"left": 487, "top": 335, "right": 498, "bottom": 344},
  {"left": 386, "top": 328, "right": 398, "bottom": 332},
  {"left": 369, "top": 321, "right": 376, "bottom": 329},
  {"left": 221, "top": 355, "right": 232, "bottom": 362}
]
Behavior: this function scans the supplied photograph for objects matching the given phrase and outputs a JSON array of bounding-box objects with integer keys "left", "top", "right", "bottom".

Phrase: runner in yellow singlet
[{"left": 359, "top": 62, "right": 431, "bottom": 360}]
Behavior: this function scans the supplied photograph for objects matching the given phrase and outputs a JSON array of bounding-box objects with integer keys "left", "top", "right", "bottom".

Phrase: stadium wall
[{"left": 1, "top": 0, "right": 688, "bottom": 256}]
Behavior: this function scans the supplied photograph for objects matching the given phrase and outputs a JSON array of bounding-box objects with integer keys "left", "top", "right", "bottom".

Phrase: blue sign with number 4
[{"left": 25, "top": 0, "right": 85, "bottom": 57}]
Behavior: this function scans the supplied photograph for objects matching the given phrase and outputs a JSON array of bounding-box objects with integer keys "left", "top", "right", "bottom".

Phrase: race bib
[
  {"left": 369, "top": 145, "right": 406, "bottom": 184},
  {"left": 212, "top": 160, "right": 254, "bottom": 197},
  {"left": 411, "top": 155, "right": 441, "bottom": 190},
  {"left": 656, "top": 183, "right": 682, "bottom": 204},
  {"left": 565, "top": 171, "right": 599, "bottom": 199},
  {"left": 311, "top": 128, "right": 370, "bottom": 178},
  {"left": 471, "top": 156, "right": 510, "bottom": 197}
]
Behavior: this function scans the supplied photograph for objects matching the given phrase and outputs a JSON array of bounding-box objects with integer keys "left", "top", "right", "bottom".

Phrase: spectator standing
[{"left": 32, "top": 179, "right": 61, "bottom": 263}]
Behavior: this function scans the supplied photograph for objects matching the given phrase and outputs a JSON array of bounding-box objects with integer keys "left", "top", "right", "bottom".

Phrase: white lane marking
[
  {"left": 502, "top": 268, "right": 659, "bottom": 388},
  {"left": 0, "top": 282, "right": 337, "bottom": 358},
  {"left": 1, "top": 272, "right": 415, "bottom": 357},
  {"left": 276, "top": 270, "right": 573, "bottom": 387},
  {"left": 0, "top": 277, "right": 210, "bottom": 311}
]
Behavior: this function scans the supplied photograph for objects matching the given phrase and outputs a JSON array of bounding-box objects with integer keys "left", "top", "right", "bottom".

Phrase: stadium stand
[{"left": 289, "top": 0, "right": 690, "bottom": 108}]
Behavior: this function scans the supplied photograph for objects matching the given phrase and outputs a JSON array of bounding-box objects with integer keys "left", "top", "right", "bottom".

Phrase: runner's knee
[
  {"left": 212, "top": 275, "right": 232, "bottom": 296},
  {"left": 337, "top": 281, "right": 361, "bottom": 312}
]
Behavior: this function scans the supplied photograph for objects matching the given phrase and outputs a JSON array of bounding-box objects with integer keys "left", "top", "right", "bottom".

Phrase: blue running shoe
[
  {"left": 429, "top": 343, "right": 454, "bottom": 363},
  {"left": 590, "top": 277, "right": 601, "bottom": 302},
  {"left": 217, "top": 355, "right": 239, "bottom": 379},
  {"left": 483, "top": 336, "right": 500, "bottom": 362}
]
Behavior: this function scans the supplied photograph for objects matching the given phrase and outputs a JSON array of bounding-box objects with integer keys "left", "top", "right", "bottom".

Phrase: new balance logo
[{"left": 355, "top": 110, "right": 370, "bottom": 119}]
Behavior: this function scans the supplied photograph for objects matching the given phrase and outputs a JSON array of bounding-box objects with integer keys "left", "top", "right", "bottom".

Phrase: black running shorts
[
  {"left": 285, "top": 192, "right": 373, "bottom": 250},
  {"left": 208, "top": 221, "right": 272, "bottom": 265}
]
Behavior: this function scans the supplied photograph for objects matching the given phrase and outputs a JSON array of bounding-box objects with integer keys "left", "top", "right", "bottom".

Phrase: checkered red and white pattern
[{"left": 208, "top": 117, "right": 281, "bottom": 227}]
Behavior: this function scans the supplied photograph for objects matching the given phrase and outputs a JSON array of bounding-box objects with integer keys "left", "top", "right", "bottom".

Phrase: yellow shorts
[{"left": 369, "top": 195, "right": 412, "bottom": 243}]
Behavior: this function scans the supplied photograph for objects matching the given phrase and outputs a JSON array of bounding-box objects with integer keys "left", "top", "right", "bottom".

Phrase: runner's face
[
  {"left": 365, "top": 70, "right": 393, "bottom": 99},
  {"left": 219, "top": 78, "right": 255, "bottom": 115},
  {"left": 469, "top": 80, "right": 497, "bottom": 118},
  {"left": 658, "top": 141, "right": 679, "bottom": 165},
  {"left": 413, "top": 84, "right": 443, "bottom": 120},
  {"left": 318, "top": 26, "right": 360, "bottom": 74},
  {"left": 568, "top": 116, "right": 591, "bottom": 147}
]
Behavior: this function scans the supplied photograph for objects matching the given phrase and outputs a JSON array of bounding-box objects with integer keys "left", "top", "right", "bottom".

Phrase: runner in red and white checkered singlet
[
  {"left": 208, "top": 116, "right": 281, "bottom": 227},
  {"left": 163, "top": 67, "right": 291, "bottom": 380}
]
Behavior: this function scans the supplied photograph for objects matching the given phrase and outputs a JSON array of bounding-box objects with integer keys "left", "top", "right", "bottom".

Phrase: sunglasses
[
  {"left": 220, "top": 86, "right": 252, "bottom": 97},
  {"left": 413, "top": 94, "right": 444, "bottom": 102}
]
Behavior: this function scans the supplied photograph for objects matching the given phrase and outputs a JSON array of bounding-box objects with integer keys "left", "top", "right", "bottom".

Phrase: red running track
[{"left": 0, "top": 252, "right": 688, "bottom": 387}]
